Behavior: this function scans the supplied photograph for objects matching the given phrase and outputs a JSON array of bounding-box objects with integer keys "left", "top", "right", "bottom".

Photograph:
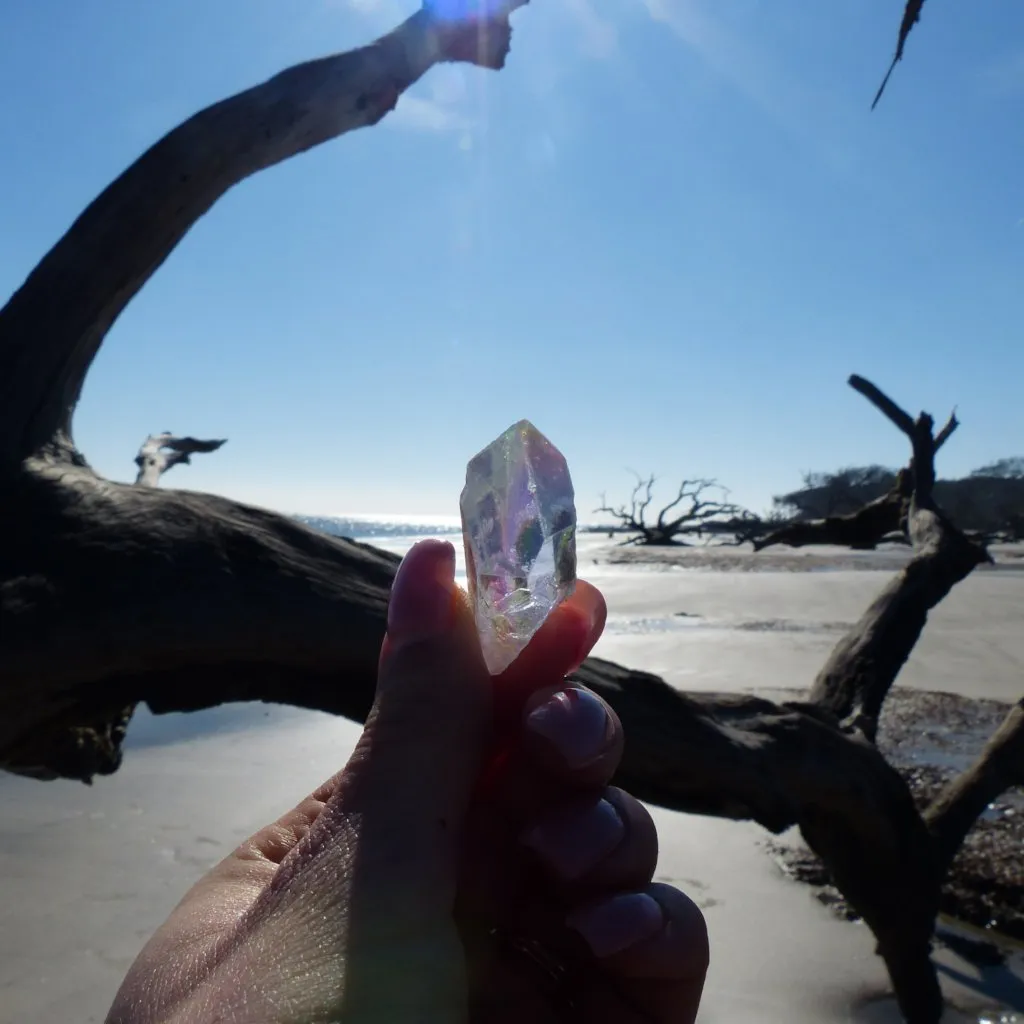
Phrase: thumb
[{"left": 331, "top": 539, "right": 491, "bottom": 916}]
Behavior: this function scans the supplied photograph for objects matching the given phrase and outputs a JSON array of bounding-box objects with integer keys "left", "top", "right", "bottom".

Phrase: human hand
[{"left": 106, "top": 539, "right": 708, "bottom": 1023}]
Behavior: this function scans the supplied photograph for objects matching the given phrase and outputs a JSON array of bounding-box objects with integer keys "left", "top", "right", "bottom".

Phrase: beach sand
[{"left": 2, "top": 536, "right": 1023, "bottom": 1023}]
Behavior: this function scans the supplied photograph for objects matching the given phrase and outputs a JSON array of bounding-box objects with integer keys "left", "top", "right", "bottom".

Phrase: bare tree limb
[
  {"left": 655, "top": 477, "right": 707, "bottom": 530},
  {"left": 0, "top": 0, "right": 529, "bottom": 773},
  {"left": 757, "top": 403, "right": 957, "bottom": 556},
  {"left": 925, "top": 700, "right": 1024, "bottom": 874},
  {"left": 810, "top": 517, "right": 989, "bottom": 738},
  {"left": 848, "top": 374, "right": 917, "bottom": 436},
  {"left": 809, "top": 377, "right": 990, "bottom": 738},
  {"left": 754, "top": 469, "right": 912, "bottom": 552},
  {"left": 872, "top": 0, "right": 928, "bottom": 110},
  {"left": 632, "top": 471, "right": 655, "bottom": 528},
  {"left": 933, "top": 409, "right": 959, "bottom": 451},
  {"left": 134, "top": 433, "right": 226, "bottom": 486},
  {"left": 0, "top": 1, "right": 527, "bottom": 466}
]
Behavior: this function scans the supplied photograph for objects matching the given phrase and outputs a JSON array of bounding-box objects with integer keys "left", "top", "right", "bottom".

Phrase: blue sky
[{"left": 2, "top": 0, "right": 1022, "bottom": 519}]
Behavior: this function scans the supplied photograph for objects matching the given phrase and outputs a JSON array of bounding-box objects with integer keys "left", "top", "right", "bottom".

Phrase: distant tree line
[{"left": 774, "top": 458, "right": 1024, "bottom": 540}]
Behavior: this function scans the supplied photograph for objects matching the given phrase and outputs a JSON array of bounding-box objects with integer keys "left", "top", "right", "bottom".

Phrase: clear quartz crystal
[{"left": 460, "top": 420, "right": 577, "bottom": 675}]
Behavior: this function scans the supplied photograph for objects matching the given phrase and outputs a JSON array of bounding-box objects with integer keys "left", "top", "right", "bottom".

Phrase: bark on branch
[{"left": 0, "top": 465, "right": 400, "bottom": 781}]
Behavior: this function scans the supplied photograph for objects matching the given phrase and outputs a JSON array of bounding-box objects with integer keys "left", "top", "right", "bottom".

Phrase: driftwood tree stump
[
  {"left": 134, "top": 434, "right": 226, "bottom": 486},
  {"left": 0, "top": 5, "right": 1021, "bottom": 1022}
]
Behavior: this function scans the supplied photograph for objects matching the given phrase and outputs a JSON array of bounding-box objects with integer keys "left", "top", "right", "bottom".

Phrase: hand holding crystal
[{"left": 105, "top": 540, "right": 708, "bottom": 1023}]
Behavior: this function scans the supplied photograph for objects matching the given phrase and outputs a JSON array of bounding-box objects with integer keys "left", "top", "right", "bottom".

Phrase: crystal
[{"left": 460, "top": 420, "right": 577, "bottom": 675}]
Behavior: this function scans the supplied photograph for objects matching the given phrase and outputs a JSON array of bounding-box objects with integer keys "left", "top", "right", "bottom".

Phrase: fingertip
[
  {"left": 378, "top": 538, "right": 479, "bottom": 676},
  {"left": 385, "top": 539, "right": 458, "bottom": 645},
  {"left": 595, "top": 882, "right": 710, "bottom": 982},
  {"left": 649, "top": 882, "right": 710, "bottom": 972}
]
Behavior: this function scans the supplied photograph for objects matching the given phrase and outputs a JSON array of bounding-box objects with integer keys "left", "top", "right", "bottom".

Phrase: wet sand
[{"left": 2, "top": 537, "right": 1022, "bottom": 1023}]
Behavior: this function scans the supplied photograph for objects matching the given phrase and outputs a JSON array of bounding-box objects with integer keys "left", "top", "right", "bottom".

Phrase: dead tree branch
[
  {"left": 0, "top": 1, "right": 530, "bottom": 775},
  {"left": 754, "top": 469, "right": 912, "bottom": 552},
  {"left": 134, "top": 433, "right": 226, "bottom": 486},
  {"left": 753, "top": 401, "right": 956, "bottom": 553},
  {"left": 595, "top": 473, "right": 744, "bottom": 546},
  {"left": 0, "top": 0, "right": 526, "bottom": 467},
  {"left": 708, "top": 510, "right": 776, "bottom": 547},
  {"left": 925, "top": 700, "right": 1024, "bottom": 875},
  {"left": 809, "top": 377, "right": 990, "bottom": 739},
  {"left": 872, "top": 0, "right": 928, "bottom": 110}
]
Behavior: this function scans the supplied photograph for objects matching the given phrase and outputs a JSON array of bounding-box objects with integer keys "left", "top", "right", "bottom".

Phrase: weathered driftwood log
[
  {"left": 134, "top": 433, "right": 226, "bottom": 486},
  {"left": 753, "top": 470, "right": 912, "bottom": 552},
  {"left": 1, "top": 0, "right": 529, "bottom": 780},
  {"left": 754, "top": 394, "right": 958, "bottom": 555},
  {"left": 0, "top": 4, "right": 1018, "bottom": 1019}
]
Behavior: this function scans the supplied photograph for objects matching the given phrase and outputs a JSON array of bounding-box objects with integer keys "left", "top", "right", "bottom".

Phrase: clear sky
[{"left": 2, "top": 0, "right": 1022, "bottom": 520}]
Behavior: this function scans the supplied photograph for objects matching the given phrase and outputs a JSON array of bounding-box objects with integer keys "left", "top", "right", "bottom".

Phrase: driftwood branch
[
  {"left": 754, "top": 401, "right": 957, "bottom": 555},
  {"left": 925, "top": 700, "right": 1024, "bottom": 874},
  {"left": 0, "top": 0, "right": 530, "bottom": 773},
  {"left": 809, "top": 377, "right": 990, "bottom": 739},
  {"left": 933, "top": 409, "right": 959, "bottom": 450},
  {"left": 872, "top": 0, "right": 928, "bottom": 110},
  {"left": 0, "top": 1, "right": 526, "bottom": 466},
  {"left": 0, "top": 470, "right": 400, "bottom": 781},
  {"left": 134, "top": 433, "right": 226, "bottom": 486},
  {"left": 849, "top": 374, "right": 918, "bottom": 436},
  {"left": 754, "top": 469, "right": 912, "bottom": 552}
]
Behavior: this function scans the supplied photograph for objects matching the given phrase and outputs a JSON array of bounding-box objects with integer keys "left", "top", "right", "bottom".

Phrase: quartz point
[{"left": 460, "top": 420, "right": 577, "bottom": 676}]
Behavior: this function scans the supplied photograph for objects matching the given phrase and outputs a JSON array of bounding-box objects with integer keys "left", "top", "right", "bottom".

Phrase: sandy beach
[{"left": 2, "top": 534, "right": 1023, "bottom": 1023}]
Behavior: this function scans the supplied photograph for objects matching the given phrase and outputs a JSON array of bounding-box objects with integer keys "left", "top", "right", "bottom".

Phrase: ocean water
[
  {"left": 298, "top": 513, "right": 468, "bottom": 578},
  {"left": 296, "top": 513, "right": 609, "bottom": 583},
  {"left": 298, "top": 513, "right": 463, "bottom": 543}
]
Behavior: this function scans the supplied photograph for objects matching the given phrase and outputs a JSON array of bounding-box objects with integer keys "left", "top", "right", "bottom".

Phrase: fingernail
[
  {"left": 567, "top": 892, "right": 665, "bottom": 959},
  {"left": 522, "top": 798, "right": 625, "bottom": 880},
  {"left": 387, "top": 540, "right": 457, "bottom": 646},
  {"left": 525, "top": 688, "right": 613, "bottom": 769}
]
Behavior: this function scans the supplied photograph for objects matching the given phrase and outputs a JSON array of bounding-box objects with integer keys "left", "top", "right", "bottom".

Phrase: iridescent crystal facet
[{"left": 460, "top": 420, "right": 577, "bottom": 675}]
